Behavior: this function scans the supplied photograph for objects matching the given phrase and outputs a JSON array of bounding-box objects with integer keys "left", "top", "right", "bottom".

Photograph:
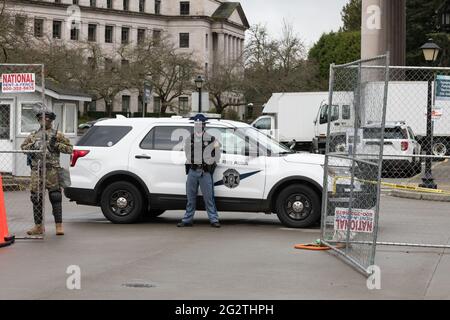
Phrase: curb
[{"left": 390, "top": 190, "right": 450, "bottom": 202}]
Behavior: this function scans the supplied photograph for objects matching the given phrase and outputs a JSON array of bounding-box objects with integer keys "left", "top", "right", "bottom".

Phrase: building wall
[{"left": 7, "top": 0, "right": 247, "bottom": 115}]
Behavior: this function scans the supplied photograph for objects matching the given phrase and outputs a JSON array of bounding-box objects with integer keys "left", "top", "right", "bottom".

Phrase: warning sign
[
  {"left": 334, "top": 208, "right": 375, "bottom": 233},
  {"left": 1, "top": 73, "right": 36, "bottom": 93}
]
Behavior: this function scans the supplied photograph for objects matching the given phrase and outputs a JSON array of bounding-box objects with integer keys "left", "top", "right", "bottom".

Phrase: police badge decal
[{"left": 223, "top": 169, "right": 240, "bottom": 189}]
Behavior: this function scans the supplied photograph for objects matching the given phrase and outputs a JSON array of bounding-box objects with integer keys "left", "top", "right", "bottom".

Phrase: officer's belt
[{"left": 191, "top": 164, "right": 206, "bottom": 170}]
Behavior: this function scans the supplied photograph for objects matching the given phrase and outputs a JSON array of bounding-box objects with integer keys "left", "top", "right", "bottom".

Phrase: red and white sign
[
  {"left": 1, "top": 73, "right": 36, "bottom": 93},
  {"left": 334, "top": 208, "right": 375, "bottom": 234},
  {"left": 432, "top": 108, "right": 443, "bottom": 120}
]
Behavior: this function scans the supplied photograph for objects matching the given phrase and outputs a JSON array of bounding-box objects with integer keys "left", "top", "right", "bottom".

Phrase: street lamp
[
  {"left": 194, "top": 75, "right": 204, "bottom": 113},
  {"left": 420, "top": 39, "right": 441, "bottom": 63},
  {"left": 419, "top": 39, "right": 441, "bottom": 190}
]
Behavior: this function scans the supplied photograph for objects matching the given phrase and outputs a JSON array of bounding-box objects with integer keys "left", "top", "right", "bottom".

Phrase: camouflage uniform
[{"left": 21, "top": 127, "right": 73, "bottom": 225}]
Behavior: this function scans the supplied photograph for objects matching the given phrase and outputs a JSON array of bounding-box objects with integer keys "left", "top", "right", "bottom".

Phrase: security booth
[{"left": 0, "top": 79, "right": 91, "bottom": 177}]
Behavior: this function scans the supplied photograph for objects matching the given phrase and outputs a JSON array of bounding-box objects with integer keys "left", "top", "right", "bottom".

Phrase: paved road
[{"left": 0, "top": 195, "right": 449, "bottom": 300}]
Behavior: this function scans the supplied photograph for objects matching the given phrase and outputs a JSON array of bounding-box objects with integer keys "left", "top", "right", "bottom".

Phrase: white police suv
[{"left": 65, "top": 116, "right": 358, "bottom": 228}]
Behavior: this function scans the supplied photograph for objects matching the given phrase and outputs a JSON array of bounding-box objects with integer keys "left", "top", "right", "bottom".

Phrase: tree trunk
[
  {"left": 105, "top": 99, "right": 113, "bottom": 117},
  {"left": 160, "top": 101, "right": 168, "bottom": 114}
]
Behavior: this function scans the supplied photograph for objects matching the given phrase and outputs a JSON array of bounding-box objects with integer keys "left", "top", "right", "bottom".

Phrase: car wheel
[
  {"left": 413, "top": 161, "right": 422, "bottom": 176},
  {"left": 100, "top": 181, "right": 144, "bottom": 224},
  {"left": 330, "top": 137, "right": 346, "bottom": 153},
  {"left": 432, "top": 142, "right": 447, "bottom": 161},
  {"left": 276, "top": 184, "right": 321, "bottom": 228}
]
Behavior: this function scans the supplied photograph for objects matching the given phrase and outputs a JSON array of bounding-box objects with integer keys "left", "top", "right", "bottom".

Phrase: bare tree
[
  {"left": 243, "top": 22, "right": 322, "bottom": 114},
  {"left": 244, "top": 24, "right": 278, "bottom": 71},
  {"left": 0, "top": 0, "right": 30, "bottom": 62},
  {"left": 124, "top": 36, "right": 200, "bottom": 114},
  {"left": 76, "top": 44, "right": 129, "bottom": 117},
  {"left": 276, "top": 20, "right": 306, "bottom": 74},
  {"left": 205, "top": 59, "right": 245, "bottom": 115}
]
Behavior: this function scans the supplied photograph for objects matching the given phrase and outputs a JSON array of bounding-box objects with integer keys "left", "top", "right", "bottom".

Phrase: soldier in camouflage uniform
[{"left": 21, "top": 110, "right": 73, "bottom": 236}]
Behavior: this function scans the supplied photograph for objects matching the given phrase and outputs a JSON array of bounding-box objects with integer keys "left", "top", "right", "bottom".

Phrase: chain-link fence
[
  {"left": 0, "top": 64, "right": 47, "bottom": 239},
  {"left": 379, "top": 66, "right": 450, "bottom": 192},
  {"left": 320, "top": 55, "right": 390, "bottom": 275}
]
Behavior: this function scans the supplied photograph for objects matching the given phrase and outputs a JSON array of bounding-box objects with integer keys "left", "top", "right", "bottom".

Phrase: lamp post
[
  {"left": 419, "top": 39, "right": 441, "bottom": 190},
  {"left": 194, "top": 75, "right": 204, "bottom": 113}
]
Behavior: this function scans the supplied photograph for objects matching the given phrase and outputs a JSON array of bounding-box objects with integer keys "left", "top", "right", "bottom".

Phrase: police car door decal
[{"left": 215, "top": 169, "right": 262, "bottom": 189}]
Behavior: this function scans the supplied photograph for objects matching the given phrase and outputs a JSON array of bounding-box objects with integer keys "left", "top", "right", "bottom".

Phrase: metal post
[
  {"left": 198, "top": 87, "right": 202, "bottom": 113},
  {"left": 419, "top": 72, "right": 437, "bottom": 189},
  {"left": 345, "top": 62, "right": 362, "bottom": 254},
  {"left": 320, "top": 64, "right": 335, "bottom": 241},
  {"left": 41, "top": 64, "right": 47, "bottom": 236},
  {"left": 371, "top": 53, "right": 390, "bottom": 266}
]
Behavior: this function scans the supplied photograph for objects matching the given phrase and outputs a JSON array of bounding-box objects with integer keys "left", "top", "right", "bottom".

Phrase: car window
[
  {"left": 319, "top": 105, "right": 328, "bottom": 124},
  {"left": 206, "top": 127, "right": 292, "bottom": 156},
  {"left": 254, "top": 118, "right": 271, "bottom": 130},
  {"left": 342, "top": 105, "right": 351, "bottom": 120},
  {"left": 207, "top": 128, "right": 247, "bottom": 155},
  {"left": 363, "top": 127, "right": 408, "bottom": 140},
  {"left": 319, "top": 105, "right": 339, "bottom": 124},
  {"left": 331, "top": 105, "right": 339, "bottom": 122},
  {"left": 407, "top": 127, "right": 415, "bottom": 140},
  {"left": 77, "top": 126, "right": 132, "bottom": 147},
  {"left": 140, "top": 126, "right": 192, "bottom": 151}
]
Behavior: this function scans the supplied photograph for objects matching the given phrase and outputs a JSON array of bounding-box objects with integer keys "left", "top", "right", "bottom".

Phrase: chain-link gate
[
  {"left": 0, "top": 64, "right": 47, "bottom": 239},
  {"left": 320, "top": 55, "right": 390, "bottom": 276}
]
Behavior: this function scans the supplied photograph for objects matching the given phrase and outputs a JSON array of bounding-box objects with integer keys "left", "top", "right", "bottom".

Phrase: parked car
[
  {"left": 358, "top": 122, "right": 422, "bottom": 178},
  {"left": 65, "top": 116, "right": 366, "bottom": 228}
]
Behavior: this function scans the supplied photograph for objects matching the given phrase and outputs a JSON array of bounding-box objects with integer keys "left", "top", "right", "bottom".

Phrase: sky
[{"left": 238, "top": 0, "right": 350, "bottom": 48}]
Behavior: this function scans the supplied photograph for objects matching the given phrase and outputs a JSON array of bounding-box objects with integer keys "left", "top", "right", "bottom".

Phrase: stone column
[
  {"left": 218, "top": 33, "right": 225, "bottom": 64},
  {"left": 231, "top": 36, "right": 235, "bottom": 62},
  {"left": 385, "top": 0, "right": 406, "bottom": 66},
  {"left": 228, "top": 35, "right": 232, "bottom": 64},
  {"left": 361, "top": 0, "right": 405, "bottom": 65}
]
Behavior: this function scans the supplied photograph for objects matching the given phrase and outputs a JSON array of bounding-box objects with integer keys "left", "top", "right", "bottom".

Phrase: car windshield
[
  {"left": 239, "top": 127, "right": 294, "bottom": 156},
  {"left": 363, "top": 127, "right": 407, "bottom": 140},
  {"left": 206, "top": 126, "right": 293, "bottom": 157}
]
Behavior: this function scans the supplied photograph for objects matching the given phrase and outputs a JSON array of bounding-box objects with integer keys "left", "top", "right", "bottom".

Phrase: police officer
[
  {"left": 178, "top": 114, "right": 222, "bottom": 228},
  {"left": 21, "top": 108, "right": 73, "bottom": 236}
]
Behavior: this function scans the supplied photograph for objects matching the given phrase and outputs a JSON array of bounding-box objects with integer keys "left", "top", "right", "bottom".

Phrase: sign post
[{"left": 143, "top": 82, "right": 152, "bottom": 118}]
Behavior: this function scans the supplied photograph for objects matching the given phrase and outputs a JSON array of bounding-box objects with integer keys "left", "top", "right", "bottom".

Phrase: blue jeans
[{"left": 182, "top": 169, "right": 219, "bottom": 224}]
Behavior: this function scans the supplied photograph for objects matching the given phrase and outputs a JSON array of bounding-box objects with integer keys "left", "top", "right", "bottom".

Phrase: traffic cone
[{"left": 0, "top": 176, "right": 15, "bottom": 248}]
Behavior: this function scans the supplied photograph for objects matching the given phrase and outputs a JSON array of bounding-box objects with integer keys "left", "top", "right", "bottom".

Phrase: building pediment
[{"left": 212, "top": 2, "right": 250, "bottom": 29}]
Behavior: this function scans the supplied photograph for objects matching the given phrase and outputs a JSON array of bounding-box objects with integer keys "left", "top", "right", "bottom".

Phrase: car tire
[
  {"left": 413, "top": 161, "right": 422, "bottom": 176},
  {"left": 276, "top": 184, "right": 321, "bottom": 228},
  {"left": 100, "top": 181, "right": 144, "bottom": 224}
]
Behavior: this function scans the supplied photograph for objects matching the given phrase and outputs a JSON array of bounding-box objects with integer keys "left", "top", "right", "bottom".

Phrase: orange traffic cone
[{"left": 0, "top": 176, "right": 14, "bottom": 248}]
